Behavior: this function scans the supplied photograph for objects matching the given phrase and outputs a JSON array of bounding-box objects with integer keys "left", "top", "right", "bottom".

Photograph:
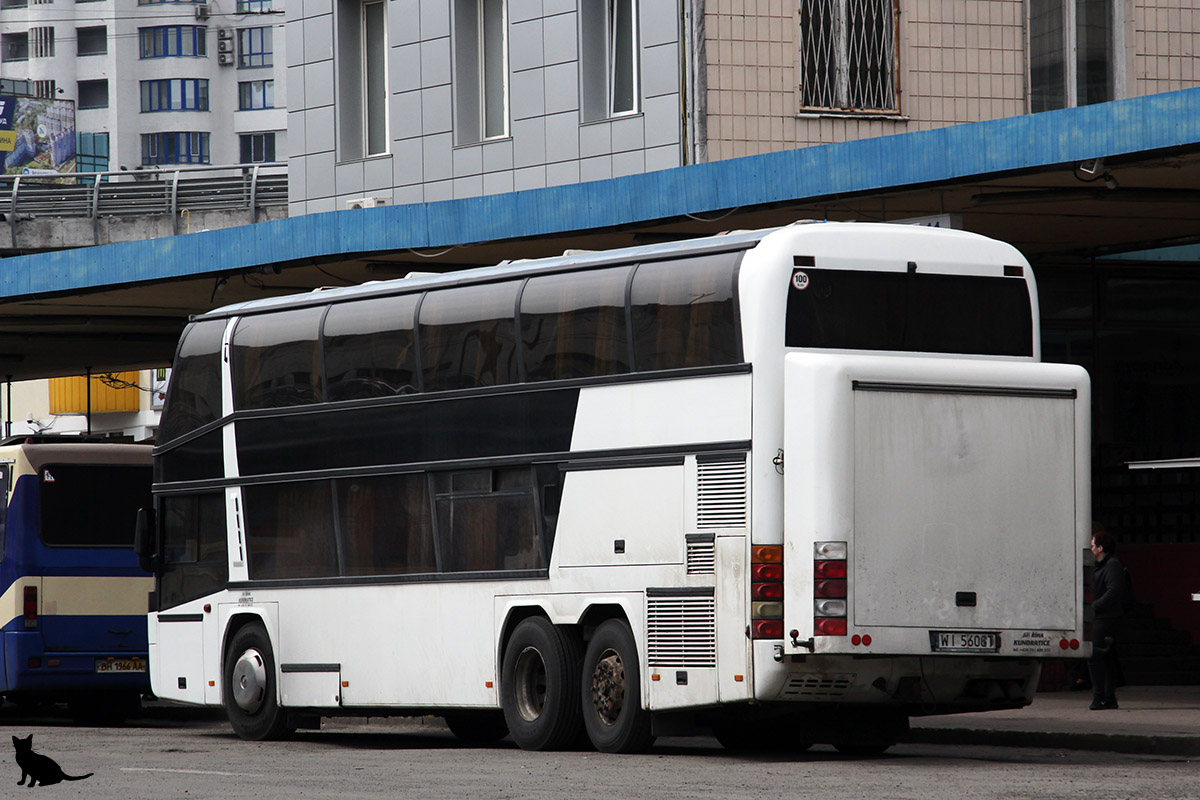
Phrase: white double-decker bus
[{"left": 139, "top": 222, "right": 1091, "bottom": 753}]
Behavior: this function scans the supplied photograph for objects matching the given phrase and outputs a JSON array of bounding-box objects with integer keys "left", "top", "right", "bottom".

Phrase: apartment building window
[
  {"left": 799, "top": 0, "right": 898, "bottom": 112},
  {"left": 139, "top": 26, "right": 207, "bottom": 58},
  {"left": 1, "top": 33, "right": 29, "bottom": 62},
  {"left": 78, "top": 80, "right": 109, "bottom": 109},
  {"left": 0, "top": 0, "right": 28, "bottom": 8},
  {"left": 31, "top": 27, "right": 55, "bottom": 58},
  {"left": 139, "top": 0, "right": 211, "bottom": 4},
  {"left": 238, "top": 79, "right": 274, "bottom": 109},
  {"left": 1030, "top": 0, "right": 1115, "bottom": 111},
  {"left": 77, "top": 132, "right": 109, "bottom": 173},
  {"left": 77, "top": 26, "right": 108, "bottom": 56},
  {"left": 141, "top": 78, "right": 210, "bottom": 111},
  {"left": 581, "top": 0, "right": 639, "bottom": 121},
  {"left": 237, "top": 26, "right": 272, "bottom": 68},
  {"left": 453, "top": 0, "right": 508, "bottom": 142},
  {"left": 239, "top": 131, "right": 276, "bottom": 162},
  {"left": 33, "top": 79, "right": 55, "bottom": 98},
  {"left": 237, "top": 0, "right": 273, "bottom": 10},
  {"left": 336, "top": 0, "right": 388, "bottom": 159},
  {"left": 141, "top": 131, "right": 210, "bottom": 164}
]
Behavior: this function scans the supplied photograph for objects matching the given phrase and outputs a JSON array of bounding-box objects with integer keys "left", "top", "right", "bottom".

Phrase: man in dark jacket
[{"left": 1088, "top": 526, "right": 1125, "bottom": 710}]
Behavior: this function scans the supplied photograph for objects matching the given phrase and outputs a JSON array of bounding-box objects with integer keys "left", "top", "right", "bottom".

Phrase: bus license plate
[
  {"left": 95, "top": 658, "right": 146, "bottom": 674},
  {"left": 929, "top": 631, "right": 1000, "bottom": 653}
]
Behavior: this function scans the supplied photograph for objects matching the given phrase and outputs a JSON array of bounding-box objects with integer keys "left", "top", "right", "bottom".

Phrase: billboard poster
[{"left": 0, "top": 96, "right": 76, "bottom": 174}]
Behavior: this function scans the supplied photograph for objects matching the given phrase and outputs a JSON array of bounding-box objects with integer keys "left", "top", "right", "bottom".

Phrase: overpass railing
[{"left": 0, "top": 162, "right": 288, "bottom": 242}]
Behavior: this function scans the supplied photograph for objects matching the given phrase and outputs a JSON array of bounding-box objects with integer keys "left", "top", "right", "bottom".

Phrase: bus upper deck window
[
  {"left": 419, "top": 282, "right": 521, "bottom": 392},
  {"left": 159, "top": 319, "right": 226, "bottom": 444},
  {"left": 629, "top": 252, "right": 741, "bottom": 372},
  {"left": 232, "top": 307, "right": 326, "bottom": 410},
  {"left": 323, "top": 294, "right": 420, "bottom": 401},
  {"left": 520, "top": 267, "right": 631, "bottom": 382}
]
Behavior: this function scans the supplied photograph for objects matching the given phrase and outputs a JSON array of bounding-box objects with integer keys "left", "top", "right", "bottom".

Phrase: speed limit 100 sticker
[{"left": 792, "top": 270, "right": 810, "bottom": 290}]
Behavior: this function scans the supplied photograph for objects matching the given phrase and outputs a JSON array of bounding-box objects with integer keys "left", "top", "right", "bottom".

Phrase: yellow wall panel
[{"left": 49, "top": 372, "right": 141, "bottom": 414}]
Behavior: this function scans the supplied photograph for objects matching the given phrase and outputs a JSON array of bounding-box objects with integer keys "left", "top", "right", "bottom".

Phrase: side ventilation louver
[
  {"left": 647, "top": 593, "right": 717, "bottom": 668},
  {"left": 696, "top": 453, "right": 748, "bottom": 529},
  {"left": 686, "top": 534, "right": 716, "bottom": 575}
]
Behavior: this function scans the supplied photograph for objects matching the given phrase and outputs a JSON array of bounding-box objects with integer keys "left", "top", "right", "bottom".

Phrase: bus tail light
[
  {"left": 750, "top": 545, "right": 784, "bottom": 639},
  {"left": 814, "top": 542, "right": 847, "bottom": 637},
  {"left": 23, "top": 586, "right": 37, "bottom": 629}
]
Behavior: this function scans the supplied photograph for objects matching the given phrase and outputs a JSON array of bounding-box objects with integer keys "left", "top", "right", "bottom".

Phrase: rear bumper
[{"left": 4, "top": 632, "right": 149, "bottom": 696}]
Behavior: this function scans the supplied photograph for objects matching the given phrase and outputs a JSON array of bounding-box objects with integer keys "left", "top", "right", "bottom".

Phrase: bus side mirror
[{"left": 134, "top": 507, "right": 157, "bottom": 573}]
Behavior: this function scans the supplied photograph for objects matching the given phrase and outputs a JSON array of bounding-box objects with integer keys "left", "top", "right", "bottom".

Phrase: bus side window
[
  {"left": 629, "top": 252, "right": 742, "bottom": 371},
  {"left": 520, "top": 266, "right": 631, "bottom": 382},
  {"left": 324, "top": 294, "right": 420, "bottom": 401},
  {"left": 335, "top": 473, "right": 435, "bottom": 576},
  {"left": 159, "top": 319, "right": 226, "bottom": 444},
  {"left": 231, "top": 307, "right": 325, "bottom": 410},
  {"left": 433, "top": 468, "right": 543, "bottom": 573},
  {"left": 242, "top": 481, "right": 338, "bottom": 580},
  {"left": 419, "top": 282, "right": 521, "bottom": 392},
  {"left": 159, "top": 493, "right": 228, "bottom": 609}
]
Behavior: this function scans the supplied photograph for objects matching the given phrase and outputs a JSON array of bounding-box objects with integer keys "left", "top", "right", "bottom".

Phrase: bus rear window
[
  {"left": 40, "top": 464, "right": 153, "bottom": 547},
  {"left": 785, "top": 268, "right": 1034, "bottom": 356}
]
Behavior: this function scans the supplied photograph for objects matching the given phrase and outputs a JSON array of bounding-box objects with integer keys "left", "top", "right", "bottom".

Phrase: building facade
[
  {"left": 286, "top": 0, "right": 1200, "bottom": 213},
  {"left": 0, "top": 0, "right": 287, "bottom": 171}
]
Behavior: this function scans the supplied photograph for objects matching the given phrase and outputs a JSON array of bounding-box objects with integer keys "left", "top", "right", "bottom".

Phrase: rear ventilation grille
[
  {"left": 647, "top": 596, "right": 716, "bottom": 668},
  {"left": 686, "top": 534, "right": 716, "bottom": 575},
  {"left": 696, "top": 453, "right": 748, "bottom": 529},
  {"left": 780, "top": 674, "right": 855, "bottom": 697}
]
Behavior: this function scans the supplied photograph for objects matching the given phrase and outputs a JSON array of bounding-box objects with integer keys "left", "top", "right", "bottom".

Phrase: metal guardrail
[{"left": 0, "top": 162, "right": 288, "bottom": 244}]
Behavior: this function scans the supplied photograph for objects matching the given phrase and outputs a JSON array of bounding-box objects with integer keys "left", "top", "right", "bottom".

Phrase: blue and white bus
[
  {"left": 1, "top": 438, "right": 153, "bottom": 721},
  {"left": 141, "top": 222, "right": 1091, "bottom": 753}
]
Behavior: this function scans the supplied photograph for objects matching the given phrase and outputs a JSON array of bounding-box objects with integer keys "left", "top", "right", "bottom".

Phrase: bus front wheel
[
  {"left": 223, "top": 622, "right": 294, "bottom": 741},
  {"left": 500, "top": 617, "right": 583, "bottom": 751},
  {"left": 581, "top": 620, "right": 655, "bottom": 753}
]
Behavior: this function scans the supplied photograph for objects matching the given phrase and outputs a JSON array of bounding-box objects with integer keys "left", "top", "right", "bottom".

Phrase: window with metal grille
[
  {"left": 31, "top": 26, "right": 54, "bottom": 58},
  {"left": 799, "top": 0, "right": 897, "bottom": 113}
]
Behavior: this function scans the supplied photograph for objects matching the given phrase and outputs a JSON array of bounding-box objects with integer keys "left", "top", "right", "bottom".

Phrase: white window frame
[
  {"left": 1028, "top": 0, "right": 1124, "bottom": 112},
  {"left": 454, "top": 0, "right": 509, "bottom": 143}
]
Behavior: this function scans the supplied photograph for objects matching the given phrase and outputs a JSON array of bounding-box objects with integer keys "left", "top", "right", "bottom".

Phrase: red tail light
[
  {"left": 23, "top": 586, "right": 37, "bottom": 629},
  {"left": 814, "top": 618, "right": 847, "bottom": 636},
  {"left": 751, "top": 545, "right": 785, "bottom": 639},
  {"left": 814, "top": 579, "right": 847, "bottom": 598},
  {"left": 814, "top": 560, "right": 847, "bottom": 579}
]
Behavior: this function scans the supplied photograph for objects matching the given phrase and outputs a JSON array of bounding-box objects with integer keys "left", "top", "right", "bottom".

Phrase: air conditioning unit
[
  {"left": 346, "top": 196, "right": 391, "bottom": 210},
  {"left": 218, "top": 51, "right": 235, "bottom": 65},
  {"left": 218, "top": 38, "right": 234, "bottom": 53},
  {"left": 217, "top": 27, "right": 233, "bottom": 40},
  {"left": 194, "top": 3, "right": 210, "bottom": 19}
]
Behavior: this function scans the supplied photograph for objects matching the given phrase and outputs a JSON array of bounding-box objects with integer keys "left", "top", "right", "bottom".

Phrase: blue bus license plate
[
  {"left": 95, "top": 658, "right": 146, "bottom": 674},
  {"left": 929, "top": 631, "right": 999, "bottom": 653}
]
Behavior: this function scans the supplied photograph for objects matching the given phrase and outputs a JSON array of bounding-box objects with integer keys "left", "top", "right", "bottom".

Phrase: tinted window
[
  {"left": 336, "top": 473, "right": 435, "bottom": 576},
  {"left": 243, "top": 480, "right": 337, "bottom": 580},
  {"left": 433, "top": 468, "right": 543, "bottom": 572},
  {"left": 324, "top": 294, "right": 419, "bottom": 401},
  {"left": 521, "top": 267, "right": 631, "bottom": 381},
  {"left": 40, "top": 464, "right": 152, "bottom": 547},
  {"left": 160, "top": 319, "right": 225, "bottom": 444},
  {"left": 159, "top": 492, "right": 228, "bottom": 609},
  {"left": 630, "top": 253, "right": 741, "bottom": 371},
  {"left": 785, "top": 268, "right": 1034, "bottom": 356},
  {"left": 232, "top": 307, "right": 325, "bottom": 409},
  {"left": 419, "top": 283, "right": 520, "bottom": 391}
]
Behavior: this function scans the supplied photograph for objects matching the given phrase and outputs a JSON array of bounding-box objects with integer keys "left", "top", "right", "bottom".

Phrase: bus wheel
[
  {"left": 224, "top": 622, "right": 294, "bottom": 741},
  {"left": 443, "top": 710, "right": 509, "bottom": 744},
  {"left": 500, "top": 617, "right": 583, "bottom": 751},
  {"left": 581, "top": 619, "right": 655, "bottom": 754}
]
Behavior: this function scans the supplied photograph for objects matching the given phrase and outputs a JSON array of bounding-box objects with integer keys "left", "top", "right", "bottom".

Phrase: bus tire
[
  {"left": 500, "top": 617, "right": 583, "bottom": 751},
  {"left": 443, "top": 710, "right": 510, "bottom": 744},
  {"left": 581, "top": 619, "right": 655, "bottom": 754},
  {"left": 223, "top": 622, "right": 294, "bottom": 741}
]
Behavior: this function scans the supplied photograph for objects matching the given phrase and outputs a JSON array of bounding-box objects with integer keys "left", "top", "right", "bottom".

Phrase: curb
[{"left": 905, "top": 727, "right": 1200, "bottom": 757}]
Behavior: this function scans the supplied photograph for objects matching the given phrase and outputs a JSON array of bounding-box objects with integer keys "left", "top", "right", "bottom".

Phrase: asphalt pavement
[{"left": 905, "top": 685, "right": 1200, "bottom": 755}]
